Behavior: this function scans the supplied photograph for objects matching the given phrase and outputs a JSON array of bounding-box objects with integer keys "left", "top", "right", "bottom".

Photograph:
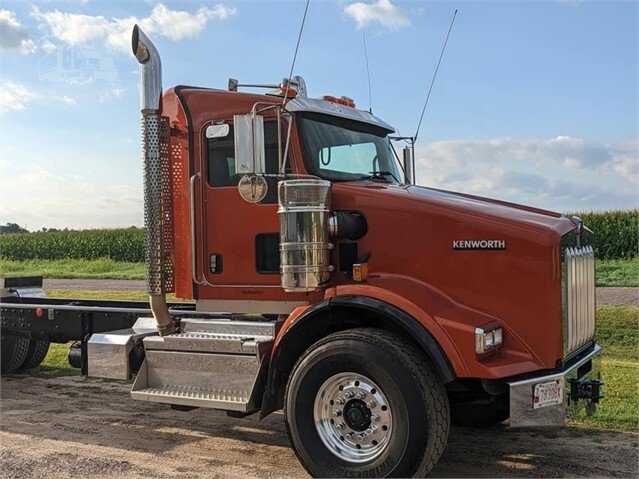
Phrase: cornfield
[
  {"left": 574, "top": 210, "right": 638, "bottom": 260},
  {"left": 0, "top": 228, "right": 145, "bottom": 262}
]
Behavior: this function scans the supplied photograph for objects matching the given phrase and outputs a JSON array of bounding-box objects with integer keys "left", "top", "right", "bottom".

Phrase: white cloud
[
  {"left": 414, "top": 136, "right": 638, "bottom": 211},
  {"left": 0, "top": 9, "right": 37, "bottom": 54},
  {"left": 41, "top": 40, "right": 57, "bottom": 54},
  {"left": 57, "top": 95, "right": 78, "bottom": 106},
  {"left": 31, "top": 7, "right": 109, "bottom": 45},
  {"left": 0, "top": 81, "right": 38, "bottom": 112},
  {"left": 32, "top": 3, "right": 237, "bottom": 53},
  {"left": 344, "top": 0, "right": 410, "bottom": 31},
  {"left": 0, "top": 81, "right": 79, "bottom": 113}
]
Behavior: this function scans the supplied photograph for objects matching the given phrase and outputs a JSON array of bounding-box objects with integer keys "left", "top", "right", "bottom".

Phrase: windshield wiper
[{"left": 359, "top": 171, "right": 400, "bottom": 183}]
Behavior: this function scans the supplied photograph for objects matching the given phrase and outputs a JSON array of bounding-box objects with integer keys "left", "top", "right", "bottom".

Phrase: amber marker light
[{"left": 353, "top": 263, "right": 369, "bottom": 282}]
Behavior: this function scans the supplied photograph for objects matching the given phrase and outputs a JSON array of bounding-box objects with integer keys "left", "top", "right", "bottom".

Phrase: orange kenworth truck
[{"left": 0, "top": 26, "right": 603, "bottom": 477}]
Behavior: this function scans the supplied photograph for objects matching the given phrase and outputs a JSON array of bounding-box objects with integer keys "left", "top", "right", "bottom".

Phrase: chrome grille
[{"left": 563, "top": 245, "right": 596, "bottom": 355}]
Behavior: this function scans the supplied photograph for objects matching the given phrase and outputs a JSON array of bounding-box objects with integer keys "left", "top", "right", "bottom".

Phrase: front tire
[{"left": 284, "top": 328, "right": 449, "bottom": 478}]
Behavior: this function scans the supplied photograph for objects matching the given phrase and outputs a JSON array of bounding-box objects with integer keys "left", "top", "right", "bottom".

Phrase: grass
[
  {"left": 2, "top": 257, "right": 638, "bottom": 287},
  {"left": 34, "top": 343, "right": 80, "bottom": 379},
  {"left": 571, "top": 306, "right": 638, "bottom": 432},
  {"left": 0, "top": 258, "right": 146, "bottom": 280},
  {"left": 596, "top": 258, "right": 639, "bottom": 287}
]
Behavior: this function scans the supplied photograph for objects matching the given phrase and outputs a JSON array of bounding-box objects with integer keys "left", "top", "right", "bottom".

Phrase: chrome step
[
  {"left": 131, "top": 349, "right": 264, "bottom": 412},
  {"left": 180, "top": 317, "right": 277, "bottom": 337},
  {"left": 144, "top": 332, "right": 272, "bottom": 355},
  {"left": 133, "top": 385, "right": 250, "bottom": 407}
]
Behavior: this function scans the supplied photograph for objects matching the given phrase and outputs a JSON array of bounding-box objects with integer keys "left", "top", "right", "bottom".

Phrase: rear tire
[
  {"left": 19, "top": 337, "right": 51, "bottom": 371},
  {"left": 1, "top": 336, "right": 30, "bottom": 374},
  {"left": 284, "top": 328, "right": 450, "bottom": 478}
]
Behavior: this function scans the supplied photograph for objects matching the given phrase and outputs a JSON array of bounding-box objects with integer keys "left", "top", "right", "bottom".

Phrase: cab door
[{"left": 200, "top": 119, "right": 284, "bottom": 286}]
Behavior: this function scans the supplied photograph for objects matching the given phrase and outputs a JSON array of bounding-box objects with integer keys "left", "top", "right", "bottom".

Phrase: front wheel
[{"left": 284, "top": 328, "right": 450, "bottom": 478}]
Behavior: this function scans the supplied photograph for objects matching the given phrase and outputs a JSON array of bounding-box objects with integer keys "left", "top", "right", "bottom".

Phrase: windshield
[{"left": 297, "top": 112, "right": 401, "bottom": 182}]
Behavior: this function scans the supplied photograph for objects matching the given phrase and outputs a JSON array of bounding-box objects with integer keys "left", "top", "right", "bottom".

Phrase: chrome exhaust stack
[{"left": 132, "top": 25, "right": 174, "bottom": 336}]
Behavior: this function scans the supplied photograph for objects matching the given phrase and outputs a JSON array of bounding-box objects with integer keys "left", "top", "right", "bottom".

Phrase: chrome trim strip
[{"left": 196, "top": 299, "right": 308, "bottom": 314}]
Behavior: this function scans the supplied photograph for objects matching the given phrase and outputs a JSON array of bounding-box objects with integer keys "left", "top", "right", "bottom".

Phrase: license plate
[{"left": 533, "top": 378, "right": 564, "bottom": 409}]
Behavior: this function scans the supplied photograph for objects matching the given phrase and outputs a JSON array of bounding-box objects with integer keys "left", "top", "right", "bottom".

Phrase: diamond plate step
[
  {"left": 131, "top": 346, "right": 266, "bottom": 412},
  {"left": 132, "top": 384, "right": 250, "bottom": 410},
  {"left": 143, "top": 332, "right": 272, "bottom": 355},
  {"left": 180, "top": 318, "right": 277, "bottom": 337}
]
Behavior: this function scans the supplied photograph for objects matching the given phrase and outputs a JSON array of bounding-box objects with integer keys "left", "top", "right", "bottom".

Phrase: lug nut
[
  {"left": 366, "top": 400, "right": 377, "bottom": 409},
  {"left": 357, "top": 433, "right": 366, "bottom": 440},
  {"left": 370, "top": 425, "right": 378, "bottom": 434},
  {"left": 372, "top": 413, "right": 381, "bottom": 422},
  {"left": 346, "top": 432, "right": 354, "bottom": 439},
  {"left": 356, "top": 391, "right": 367, "bottom": 399},
  {"left": 336, "top": 422, "right": 345, "bottom": 430},
  {"left": 332, "top": 410, "right": 342, "bottom": 417},
  {"left": 345, "top": 391, "right": 354, "bottom": 399},
  {"left": 336, "top": 397, "right": 345, "bottom": 405}
]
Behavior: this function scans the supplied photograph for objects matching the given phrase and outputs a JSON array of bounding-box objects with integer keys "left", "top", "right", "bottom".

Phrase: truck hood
[{"left": 341, "top": 181, "right": 577, "bottom": 237}]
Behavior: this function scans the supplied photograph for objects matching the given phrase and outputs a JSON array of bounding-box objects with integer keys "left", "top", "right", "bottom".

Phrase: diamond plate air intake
[{"left": 132, "top": 25, "right": 174, "bottom": 336}]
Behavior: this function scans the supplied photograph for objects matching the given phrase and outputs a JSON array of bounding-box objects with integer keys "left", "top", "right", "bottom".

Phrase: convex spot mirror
[
  {"left": 206, "top": 123, "right": 230, "bottom": 139},
  {"left": 233, "top": 114, "right": 265, "bottom": 176}
]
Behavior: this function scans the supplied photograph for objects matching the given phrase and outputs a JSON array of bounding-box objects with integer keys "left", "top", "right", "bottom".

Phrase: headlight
[{"left": 475, "top": 326, "right": 503, "bottom": 354}]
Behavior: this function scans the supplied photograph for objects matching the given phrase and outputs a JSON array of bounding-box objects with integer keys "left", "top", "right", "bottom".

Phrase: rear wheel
[
  {"left": 284, "top": 328, "right": 450, "bottom": 478},
  {"left": 1, "top": 336, "right": 30, "bottom": 374},
  {"left": 19, "top": 337, "right": 51, "bottom": 371}
]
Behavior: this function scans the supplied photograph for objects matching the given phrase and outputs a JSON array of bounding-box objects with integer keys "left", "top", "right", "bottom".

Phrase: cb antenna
[
  {"left": 414, "top": 8, "right": 457, "bottom": 141},
  {"left": 363, "top": 33, "right": 373, "bottom": 113},
  {"left": 280, "top": 0, "right": 311, "bottom": 174},
  {"left": 282, "top": 0, "right": 311, "bottom": 104}
]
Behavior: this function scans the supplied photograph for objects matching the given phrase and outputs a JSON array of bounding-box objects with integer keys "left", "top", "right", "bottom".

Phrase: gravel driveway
[{"left": 1, "top": 374, "right": 637, "bottom": 479}]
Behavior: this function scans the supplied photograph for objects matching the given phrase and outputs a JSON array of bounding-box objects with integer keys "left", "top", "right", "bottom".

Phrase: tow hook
[{"left": 568, "top": 373, "right": 604, "bottom": 416}]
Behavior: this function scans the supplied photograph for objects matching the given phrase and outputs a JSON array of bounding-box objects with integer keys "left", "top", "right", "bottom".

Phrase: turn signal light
[
  {"left": 475, "top": 326, "right": 503, "bottom": 354},
  {"left": 353, "top": 263, "right": 369, "bottom": 282}
]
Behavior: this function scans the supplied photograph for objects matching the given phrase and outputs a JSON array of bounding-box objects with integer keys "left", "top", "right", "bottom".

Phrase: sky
[{"left": 0, "top": 0, "right": 637, "bottom": 230}]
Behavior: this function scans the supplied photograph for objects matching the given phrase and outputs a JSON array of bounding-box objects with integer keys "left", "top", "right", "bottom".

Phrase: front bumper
[{"left": 508, "top": 344, "right": 602, "bottom": 427}]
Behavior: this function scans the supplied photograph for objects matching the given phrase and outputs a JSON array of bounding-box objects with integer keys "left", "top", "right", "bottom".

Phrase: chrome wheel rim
[{"left": 313, "top": 372, "right": 393, "bottom": 463}]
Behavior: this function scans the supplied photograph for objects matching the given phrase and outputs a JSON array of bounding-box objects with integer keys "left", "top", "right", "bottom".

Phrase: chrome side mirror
[
  {"left": 234, "top": 114, "right": 265, "bottom": 175},
  {"left": 403, "top": 147, "right": 415, "bottom": 184}
]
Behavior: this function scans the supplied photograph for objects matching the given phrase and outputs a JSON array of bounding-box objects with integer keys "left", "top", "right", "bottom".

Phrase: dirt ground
[{"left": 0, "top": 374, "right": 637, "bottom": 479}]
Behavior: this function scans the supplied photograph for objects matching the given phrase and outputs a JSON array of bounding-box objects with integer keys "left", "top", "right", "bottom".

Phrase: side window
[
  {"left": 207, "top": 121, "right": 286, "bottom": 204},
  {"left": 207, "top": 125, "right": 238, "bottom": 187}
]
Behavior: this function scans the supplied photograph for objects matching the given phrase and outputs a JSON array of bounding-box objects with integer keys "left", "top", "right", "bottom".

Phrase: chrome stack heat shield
[
  {"left": 132, "top": 25, "right": 173, "bottom": 335},
  {"left": 278, "top": 179, "right": 332, "bottom": 292}
]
